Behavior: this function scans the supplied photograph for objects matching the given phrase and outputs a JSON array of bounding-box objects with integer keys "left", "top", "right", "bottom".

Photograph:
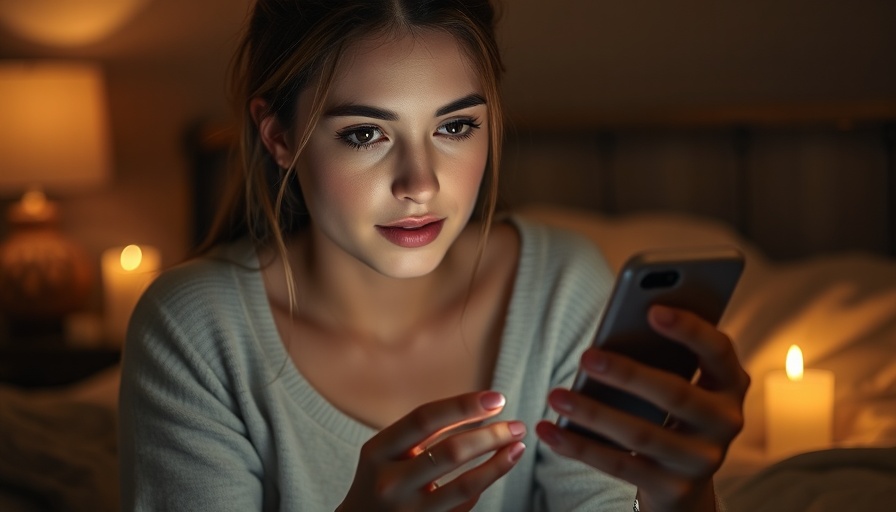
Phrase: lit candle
[
  {"left": 102, "top": 244, "right": 160, "bottom": 345},
  {"left": 765, "top": 344, "right": 835, "bottom": 460}
]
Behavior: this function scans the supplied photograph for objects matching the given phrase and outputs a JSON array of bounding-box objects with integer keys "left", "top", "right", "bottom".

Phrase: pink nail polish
[
  {"left": 653, "top": 305, "right": 676, "bottom": 326},
  {"left": 508, "top": 442, "right": 525, "bottom": 463},
  {"left": 480, "top": 391, "right": 506, "bottom": 410},
  {"left": 538, "top": 425, "right": 562, "bottom": 447},
  {"left": 552, "top": 392, "right": 574, "bottom": 412},
  {"left": 509, "top": 421, "right": 527, "bottom": 437},
  {"left": 583, "top": 351, "right": 608, "bottom": 373}
]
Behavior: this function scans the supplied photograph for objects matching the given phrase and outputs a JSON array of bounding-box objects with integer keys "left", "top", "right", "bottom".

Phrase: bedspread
[
  {"left": 722, "top": 447, "right": 896, "bottom": 512},
  {"left": 0, "top": 384, "right": 119, "bottom": 512}
]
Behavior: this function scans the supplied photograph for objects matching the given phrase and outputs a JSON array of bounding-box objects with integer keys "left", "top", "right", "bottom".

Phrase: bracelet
[{"left": 633, "top": 498, "right": 639, "bottom": 512}]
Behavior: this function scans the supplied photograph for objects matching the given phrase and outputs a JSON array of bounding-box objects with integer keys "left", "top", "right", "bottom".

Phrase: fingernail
[
  {"left": 537, "top": 423, "right": 563, "bottom": 447},
  {"left": 653, "top": 305, "right": 676, "bottom": 326},
  {"left": 583, "top": 351, "right": 608, "bottom": 373},
  {"left": 480, "top": 391, "right": 506, "bottom": 410},
  {"left": 508, "top": 442, "right": 526, "bottom": 463},
  {"left": 509, "top": 421, "right": 527, "bottom": 437},
  {"left": 551, "top": 391, "right": 574, "bottom": 413}
]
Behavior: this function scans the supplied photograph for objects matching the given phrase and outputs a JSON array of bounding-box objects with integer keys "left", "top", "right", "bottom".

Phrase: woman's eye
[
  {"left": 437, "top": 119, "right": 480, "bottom": 138},
  {"left": 337, "top": 126, "right": 385, "bottom": 148}
]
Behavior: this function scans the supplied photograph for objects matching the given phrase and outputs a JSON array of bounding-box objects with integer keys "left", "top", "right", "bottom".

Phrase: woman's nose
[{"left": 391, "top": 143, "right": 440, "bottom": 204}]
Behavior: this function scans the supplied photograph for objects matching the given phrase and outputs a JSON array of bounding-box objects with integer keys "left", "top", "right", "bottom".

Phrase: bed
[
  {"left": 1, "top": 123, "right": 894, "bottom": 511},
  {"left": 0, "top": 366, "right": 120, "bottom": 511}
]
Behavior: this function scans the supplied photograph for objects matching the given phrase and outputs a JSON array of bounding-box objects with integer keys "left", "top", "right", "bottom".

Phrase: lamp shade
[
  {"left": 0, "top": 61, "right": 112, "bottom": 195},
  {"left": 0, "top": 0, "right": 152, "bottom": 47}
]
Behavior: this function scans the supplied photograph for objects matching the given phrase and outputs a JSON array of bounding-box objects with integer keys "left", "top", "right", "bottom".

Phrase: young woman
[{"left": 118, "top": 1, "right": 750, "bottom": 510}]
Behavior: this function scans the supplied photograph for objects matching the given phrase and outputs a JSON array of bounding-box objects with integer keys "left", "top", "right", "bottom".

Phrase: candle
[
  {"left": 102, "top": 244, "right": 160, "bottom": 345},
  {"left": 765, "top": 344, "right": 834, "bottom": 460}
]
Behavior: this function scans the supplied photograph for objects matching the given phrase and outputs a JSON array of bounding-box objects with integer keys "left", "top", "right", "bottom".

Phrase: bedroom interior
[{"left": 1, "top": 1, "right": 895, "bottom": 510}]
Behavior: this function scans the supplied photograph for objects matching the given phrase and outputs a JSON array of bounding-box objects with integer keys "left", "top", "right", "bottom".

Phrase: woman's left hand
[{"left": 535, "top": 304, "right": 751, "bottom": 512}]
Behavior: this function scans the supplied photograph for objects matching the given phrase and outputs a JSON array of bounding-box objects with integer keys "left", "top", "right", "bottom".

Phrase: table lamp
[{"left": 0, "top": 61, "right": 112, "bottom": 340}]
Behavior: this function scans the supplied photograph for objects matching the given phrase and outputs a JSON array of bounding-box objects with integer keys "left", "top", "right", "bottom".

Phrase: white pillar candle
[
  {"left": 765, "top": 344, "right": 835, "bottom": 460},
  {"left": 102, "top": 244, "right": 160, "bottom": 345}
]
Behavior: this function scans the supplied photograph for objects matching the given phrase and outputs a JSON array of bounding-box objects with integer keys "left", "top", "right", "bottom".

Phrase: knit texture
[{"left": 118, "top": 215, "right": 635, "bottom": 510}]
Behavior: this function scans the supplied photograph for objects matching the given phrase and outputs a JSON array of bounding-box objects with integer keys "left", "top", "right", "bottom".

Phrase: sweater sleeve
[{"left": 118, "top": 265, "right": 266, "bottom": 511}]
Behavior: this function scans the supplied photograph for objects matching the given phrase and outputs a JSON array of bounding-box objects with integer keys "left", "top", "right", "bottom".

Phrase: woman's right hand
[{"left": 337, "top": 391, "right": 527, "bottom": 512}]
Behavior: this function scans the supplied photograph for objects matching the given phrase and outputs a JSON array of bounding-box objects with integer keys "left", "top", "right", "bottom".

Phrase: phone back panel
[{"left": 561, "top": 247, "right": 744, "bottom": 445}]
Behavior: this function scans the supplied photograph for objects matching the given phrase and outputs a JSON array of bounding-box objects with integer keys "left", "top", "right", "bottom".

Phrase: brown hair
[{"left": 201, "top": 0, "right": 505, "bottom": 277}]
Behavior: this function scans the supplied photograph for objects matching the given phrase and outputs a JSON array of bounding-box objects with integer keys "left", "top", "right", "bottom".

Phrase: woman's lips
[{"left": 376, "top": 218, "right": 445, "bottom": 248}]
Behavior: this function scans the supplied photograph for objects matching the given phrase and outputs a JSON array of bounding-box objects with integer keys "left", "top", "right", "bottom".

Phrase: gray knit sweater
[{"left": 118, "top": 216, "right": 635, "bottom": 511}]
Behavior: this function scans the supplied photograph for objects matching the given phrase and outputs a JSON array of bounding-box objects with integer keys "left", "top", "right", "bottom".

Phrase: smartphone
[{"left": 557, "top": 246, "right": 745, "bottom": 446}]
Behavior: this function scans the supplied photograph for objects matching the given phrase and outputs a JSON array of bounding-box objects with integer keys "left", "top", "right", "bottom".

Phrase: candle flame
[
  {"left": 785, "top": 344, "right": 804, "bottom": 381},
  {"left": 120, "top": 245, "right": 143, "bottom": 271}
]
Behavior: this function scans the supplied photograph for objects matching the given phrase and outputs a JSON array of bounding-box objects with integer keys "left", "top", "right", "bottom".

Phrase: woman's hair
[{"left": 199, "top": 0, "right": 505, "bottom": 260}]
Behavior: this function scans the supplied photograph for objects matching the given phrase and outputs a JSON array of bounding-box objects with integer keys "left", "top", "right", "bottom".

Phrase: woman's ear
[{"left": 250, "top": 98, "right": 294, "bottom": 168}]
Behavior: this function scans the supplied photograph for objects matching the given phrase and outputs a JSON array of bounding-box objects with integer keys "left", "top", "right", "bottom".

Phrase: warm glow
[
  {"left": 120, "top": 245, "right": 143, "bottom": 272},
  {"left": 0, "top": 62, "right": 111, "bottom": 195},
  {"left": 102, "top": 244, "right": 160, "bottom": 344},
  {"left": 785, "top": 344, "right": 804, "bottom": 381},
  {"left": 20, "top": 189, "right": 48, "bottom": 216},
  {"left": 0, "top": 0, "right": 152, "bottom": 47},
  {"left": 766, "top": 343, "right": 835, "bottom": 459}
]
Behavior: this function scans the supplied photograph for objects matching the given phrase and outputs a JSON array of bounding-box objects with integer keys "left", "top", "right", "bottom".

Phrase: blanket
[
  {"left": 721, "top": 447, "right": 896, "bottom": 511},
  {"left": 0, "top": 384, "right": 119, "bottom": 512}
]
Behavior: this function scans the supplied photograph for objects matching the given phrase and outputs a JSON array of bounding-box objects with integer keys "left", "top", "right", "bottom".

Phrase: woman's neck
[{"left": 266, "top": 223, "right": 483, "bottom": 347}]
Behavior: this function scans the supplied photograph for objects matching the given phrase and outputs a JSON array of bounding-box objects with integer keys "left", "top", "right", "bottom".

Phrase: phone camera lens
[{"left": 640, "top": 270, "right": 680, "bottom": 289}]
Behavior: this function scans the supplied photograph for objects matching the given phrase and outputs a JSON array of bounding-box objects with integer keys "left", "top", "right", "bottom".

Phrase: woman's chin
[{"left": 373, "top": 251, "right": 447, "bottom": 279}]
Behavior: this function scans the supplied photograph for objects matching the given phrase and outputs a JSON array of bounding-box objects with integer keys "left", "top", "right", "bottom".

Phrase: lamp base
[{"left": 0, "top": 193, "right": 93, "bottom": 333}]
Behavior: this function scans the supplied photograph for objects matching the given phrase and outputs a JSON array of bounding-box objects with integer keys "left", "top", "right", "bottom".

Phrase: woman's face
[{"left": 293, "top": 29, "right": 489, "bottom": 279}]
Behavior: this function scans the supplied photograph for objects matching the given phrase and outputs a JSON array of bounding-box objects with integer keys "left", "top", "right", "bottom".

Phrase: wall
[{"left": 498, "top": 1, "right": 896, "bottom": 118}]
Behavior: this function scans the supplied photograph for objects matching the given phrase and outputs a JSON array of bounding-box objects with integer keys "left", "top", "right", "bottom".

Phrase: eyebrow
[
  {"left": 323, "top": 93, "right": 486, "bottom": 121},
  {"left": 436, "top": 93, "right": 486, "bottom": 116}
]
